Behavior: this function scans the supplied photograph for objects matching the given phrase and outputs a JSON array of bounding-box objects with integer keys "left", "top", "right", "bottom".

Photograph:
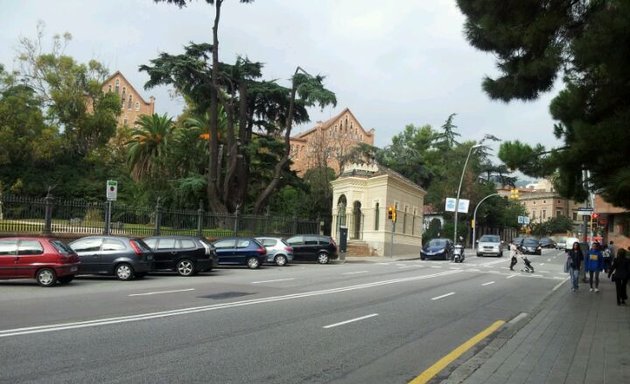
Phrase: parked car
[
  {"left": 255, "top": 237, "right": 293, "bottom": 266},
  {"left": 539, "top": 237, "right": 557, "bottom": 249},
  {"left": 0, "top": 237, "right": 80, "bottom": 287},
  {"left": 143, "top": 235, "right": 217, "bottom": 276},
  {"left": 555, "top": 236, "right": 567, "bottom": 250},
  {"left": 420, "top": 238, "right": 454, "bottom": 260},
  {"left": 68, "top": 236, "right": 153, "bottom": 280},
  {"left": 476, "top": 234, "right": 504, "bottom": 257},
  {"left": 212, "top": 237, "right": 266, "bottom": 269},
  {"left": 512, "top": 236, "right": 525, "bottom": 247},
  {"left": 519, "top": 237, "right": 542, "bottom": 255},
  {"left": 285, "top": 235, "right": 338, "bottom": 264}
]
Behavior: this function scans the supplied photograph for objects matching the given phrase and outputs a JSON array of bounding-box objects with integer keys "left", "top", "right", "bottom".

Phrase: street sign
[
  {"left": 106, "top": 180, "right": 118, "bottom": 201},
  {"left": 577, "top": 207, "right": 593, "bottom": 216},
  {"left": 517, "top": 215, "right": 530, "bottom": 225},
  {"left": 445, "top": 198, "right": 470, "bottom": 213}
]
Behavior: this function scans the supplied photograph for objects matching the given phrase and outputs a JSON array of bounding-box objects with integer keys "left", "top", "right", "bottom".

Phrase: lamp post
[
  {"left": 453, "top": 144, "right": 483, "bottom": 245},
  {"left": 452, "top": 134, "right": 501, "bottom": 245},
  {"left": 472, "top": 193, "right": 501, "bottom": 249}
]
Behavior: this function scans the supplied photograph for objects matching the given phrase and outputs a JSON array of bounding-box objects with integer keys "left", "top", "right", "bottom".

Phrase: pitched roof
[
  {"left": 292, "top": 107, "right": 374, "bottom": 140},
  {"left": 103, "top": 70, "right": 153, "bottom": 106},
  {"left": 338, "top": 162, "right": 427, "bottom": 194}
]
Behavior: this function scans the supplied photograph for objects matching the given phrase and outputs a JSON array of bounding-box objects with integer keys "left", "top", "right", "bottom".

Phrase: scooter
[{"left": 452, "top": 244, "right": 465, "bottom": 263}]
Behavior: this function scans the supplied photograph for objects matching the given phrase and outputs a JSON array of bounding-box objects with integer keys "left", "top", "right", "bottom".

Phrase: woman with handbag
[{"left": 608, "top": 248, "right": 630, "bottom": 305}]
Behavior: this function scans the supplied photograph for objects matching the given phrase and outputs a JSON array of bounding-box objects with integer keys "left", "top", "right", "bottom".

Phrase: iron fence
[{"left": 0, "top": 194, "right": 320, "bottom": 240}]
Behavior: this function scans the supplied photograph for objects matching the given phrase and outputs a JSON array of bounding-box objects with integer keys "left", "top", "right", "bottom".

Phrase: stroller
[{"left": 520, "top": 256, "right": 534, "bottom": 273}]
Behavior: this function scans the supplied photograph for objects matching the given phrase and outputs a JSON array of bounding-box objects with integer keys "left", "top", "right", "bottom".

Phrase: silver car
[
  {"left": 476, "top": 234, "right": 504, "bottom": 257},
  {"left": 255, "top": 237, "right": 294, "bottom": 266}
]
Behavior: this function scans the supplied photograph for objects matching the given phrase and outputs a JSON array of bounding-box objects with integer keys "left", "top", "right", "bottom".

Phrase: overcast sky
[{"left": 1, "top": 0, "right": 564, "bottom": 158}]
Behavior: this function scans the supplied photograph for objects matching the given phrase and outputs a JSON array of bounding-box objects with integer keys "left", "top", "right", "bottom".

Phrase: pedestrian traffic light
[
  {"left": 510, "top": 188, "right": 520, "bottom": 200},
  {"left": 592, "top": 213, "right": 599, "bottom": 219}
]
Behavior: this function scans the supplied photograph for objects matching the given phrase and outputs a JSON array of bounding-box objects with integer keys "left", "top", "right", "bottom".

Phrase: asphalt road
[{"left": 0, "top": 248, "right": 568, "bottom": 384}]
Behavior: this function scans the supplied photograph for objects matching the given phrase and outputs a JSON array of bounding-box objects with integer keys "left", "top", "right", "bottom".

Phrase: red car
[{"left": 0, "top": 237, "right": 80, "bottom": 287}]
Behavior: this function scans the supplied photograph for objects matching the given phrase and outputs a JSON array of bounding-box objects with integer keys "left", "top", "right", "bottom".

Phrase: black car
[
  {"left": 143, "top": 235, "right": 217, "bottom": 276},
  {"left": 519, "top": 237, "right": 542, "bottom": 255},
  {"left": 285, "top": 235, "right": 338, "bottom": 264},
  {"left": 421, "top": 238, "right": 454, "bottom": 260},
  {"left": 69, "top": 236, "right": 153, "bottom": 280},
  {"left": 539, "top": 237, "right": 557, "bottom": 249}
]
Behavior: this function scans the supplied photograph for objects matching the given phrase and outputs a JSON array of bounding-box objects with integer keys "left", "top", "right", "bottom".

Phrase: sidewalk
[{"left": 441, "top": 276, "right": 630, "bottom": 384}]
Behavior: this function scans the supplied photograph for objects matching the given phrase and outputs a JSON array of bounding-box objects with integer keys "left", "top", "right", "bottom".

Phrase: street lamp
[
  {"left": 472, "top": 193, "right": 501, "bottom": 249},
  {"left": 453, "top": 134, "right": 500, "bottom": 245},
  {"left": 453, "top": 144, "right": 483, "bottom": 244}
]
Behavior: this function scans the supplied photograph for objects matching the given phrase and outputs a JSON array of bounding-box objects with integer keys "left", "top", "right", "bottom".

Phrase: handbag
[
  {"left": 564, "top": 256, "right": 571, "bottom": 273},
  {"left": 611, "top": 273, "right": 617, "bottom": 282}
]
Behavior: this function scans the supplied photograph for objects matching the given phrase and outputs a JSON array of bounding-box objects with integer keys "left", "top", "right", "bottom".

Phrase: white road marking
[
  {"left": 552, "top": 278, "right": 569, "bottom": 291},
  {"left": 508, "top": 312, "right": 528, "bottom": 325},
  {"left": 507, "top": 274, "right": 518, "bottom": 279},
  {"left": 128, "top": 288, "right": 195, "bottom": 297},
  {"left": 431, "top": 266, "right": 442, "bottom": 269},
  {"left": 342, "top": 271, "right": 368, "bottom": 275},
  {"left": 0, "top": 270, "right": 463, "bottom": 338},
  {"left": 539, "top": 263, "right": 545, "bottom": 266},
  {"left": 432, "top": 292, "right": 455, "bottom": 301},
  {"left": 480, "top": 259, "right": 506, "bottom": 267},
  {"left": 251, "top": 278, "right": 296, "bottom": 284},
  {"left": 376, "top": 262, "right": 391, "bottom": 265},
  {"left": 323, "top": 313, "right": 378, "bottom": 329},
  {"left": 482, "top": 281, "right": 495, "bottom": 286}
]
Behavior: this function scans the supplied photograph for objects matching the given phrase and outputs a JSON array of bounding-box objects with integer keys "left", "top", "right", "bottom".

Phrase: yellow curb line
[{"left": 408, "top": 319, "right": 506, "bottom": 384}]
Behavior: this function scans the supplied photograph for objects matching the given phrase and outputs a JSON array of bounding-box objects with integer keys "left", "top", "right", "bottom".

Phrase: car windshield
[
  {"left": 427, "top": 239, "right": 447, "bottom": 247},
  {"left": 523, "top": 238, "right": 539, "bottom": 246},
  {"left": 479, "top": 235, "right": 500, "bottom": 243}
]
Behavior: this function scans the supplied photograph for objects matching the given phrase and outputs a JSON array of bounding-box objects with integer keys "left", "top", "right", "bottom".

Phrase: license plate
[
  {"left": 147, "top": 255, "right": 154, "bottom": 260},
  {"left": 71, "top": 266, "right": 78, "bottom": 272}
]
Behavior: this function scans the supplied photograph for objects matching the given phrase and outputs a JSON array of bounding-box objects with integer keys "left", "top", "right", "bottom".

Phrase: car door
[
  {"left": 302, "top": 236, "right": 321, "bottom": 261},
  {"left": 214, "top": 239, "right": 236, "bottom": 264},
  {"left": 100, "top": 238, "right": 128, "bottom": 274},
  {"left": 0, "top": 239, "right": 17, "bottom": 278},
  {"left": 71, "top": 237, "right": 103, "bottom": 274},
  {"left": 152, "top": 238, "right": 177, "bottom": 270},
  {"left": 286, "top": 236, "right": 305, "bottom": 261},
  {"left": 178, "top": 238, "right": 202, "bottom": 262},
  {"left": 14, "top": 239, "right": 46, "bottom": 278}
]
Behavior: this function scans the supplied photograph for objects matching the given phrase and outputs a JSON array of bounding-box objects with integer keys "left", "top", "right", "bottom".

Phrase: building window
[
  {"left": 374, "top": 203, "right": 380, "bottom": 231},
  {"left": 135, "top": 102, "right": 140, "bottom": 111},
  {"left": 128, "top": 95, "right": 132, "bottom": 109},
  {"left": 556, "top": 210, "right": 562, "bottom": 217},
  {"left": 123, "top": 118, "right": 128, "bottom": 126},
  {"left": 532, "top": 210, "right": 536, "bottom": 219},
  {"left": 573, "top": 212, "right": 578, "bottom": 221},
  {"left": 403, "top": 206, "right": 408, "bottom": 234},
  {"left": 108, "top": 85, "right": 112, "bottom": 92},
  {"left": 115, "top": 79, "right": 119, "bottom": 93},
  {"left": 542, "top": 210, "right": 546, "bottom": 219}
]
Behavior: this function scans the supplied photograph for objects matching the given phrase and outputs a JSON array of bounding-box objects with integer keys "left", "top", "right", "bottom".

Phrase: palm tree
[{"left": 127, "top": 113, "right": 175, "bottom": 181}]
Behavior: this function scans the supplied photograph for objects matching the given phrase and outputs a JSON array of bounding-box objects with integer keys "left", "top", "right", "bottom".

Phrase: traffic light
[
  {"left": 392, "top": 207, "right": 396, "bottom": 222},
  {"left": 387, "top": 206, "right": 393, "bottom": 220},
  {"left": 510, "top": 188, "right": 520, "bottom": 200},
  {"left": 592, "top": 213, "right": 599, "bottom": 219}
]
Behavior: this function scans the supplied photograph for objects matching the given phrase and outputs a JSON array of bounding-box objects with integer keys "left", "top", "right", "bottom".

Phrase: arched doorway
[
  {"left": 353, "top": 201, "right": 362, "bottom": 239},
  {"left": 337, "top": 195, "right": 347, "bottom": 230}
]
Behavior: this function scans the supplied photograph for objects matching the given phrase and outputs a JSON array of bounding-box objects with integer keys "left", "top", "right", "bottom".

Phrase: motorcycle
[{"left": 452, "top": 244, "right": 465, "bottom": 263}]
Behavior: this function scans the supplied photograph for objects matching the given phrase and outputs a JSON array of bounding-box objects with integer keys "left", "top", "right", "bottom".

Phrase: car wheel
[
  {"left": 58, "top": 275, "right": 74, "bottom": 285},
  {"left": 176, "top": 259, "right": 196, "bottom": 276},
  {"left": 477, "top": 253, "right": 482, "bottom": 257},
  {"left": 499, "top": 252, "right": 503, "bottom": 257},
  {"left": 247, "top": 257, "right": 260, "bottom": 269},
  {"left": 275, "top": 255, "right": 288, "bottom": 266},
  {"left": 36, "top": 268, "right": 57, "bottom": 287},
  {"left": 420, "top": 254, "right": 425, "bottom": 260},
  {"left": 115, "top": 263, "right": 134, "bottom": 280},
  {"left": 317, "top": 252, "right": 329, "bottom": 264}
]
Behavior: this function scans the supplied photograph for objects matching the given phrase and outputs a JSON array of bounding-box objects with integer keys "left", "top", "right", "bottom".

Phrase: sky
[{"left": 1, "top": 0, "right": 564, "bottom": 160}]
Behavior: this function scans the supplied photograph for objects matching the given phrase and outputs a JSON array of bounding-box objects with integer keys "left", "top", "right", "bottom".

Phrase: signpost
[{"left": 105, "top": 180, "right": 117, "bottom": 235}]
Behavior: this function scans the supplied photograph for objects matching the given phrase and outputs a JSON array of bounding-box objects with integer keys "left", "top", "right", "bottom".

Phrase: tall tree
[
  {"left": 457, "top": 0, "right": 630, "bottom": 208},
  {"left": 153, "top": 0, "right": 254, "bottom": 214},
  {"left": 127, "top": 113, "right": 175, "bottom": 181}
]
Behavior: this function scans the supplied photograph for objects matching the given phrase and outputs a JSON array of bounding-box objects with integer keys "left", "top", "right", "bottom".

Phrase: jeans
[
  {"left": 570, "top": 267, "right": 580, "bottom": 290},
  {"left": 588, "top": 270, "right": 600, "bottom": 289},
  {"left": 614, "top": 278, "right": 628, "bottom": 304}
]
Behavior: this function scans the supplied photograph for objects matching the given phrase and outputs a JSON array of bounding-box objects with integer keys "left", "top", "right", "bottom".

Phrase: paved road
[{"left": 0, "top": 249, "right": 568, "bottom": 383}]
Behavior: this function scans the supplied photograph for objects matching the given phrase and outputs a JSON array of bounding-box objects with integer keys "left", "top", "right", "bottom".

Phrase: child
[{"left": 521, "top": 256, "right": 534, "bottom": 273}]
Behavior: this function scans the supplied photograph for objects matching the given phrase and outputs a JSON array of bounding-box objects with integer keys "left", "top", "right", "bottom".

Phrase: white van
[{"left": 564, "top": 237, "right": 580, "bottom": 251}]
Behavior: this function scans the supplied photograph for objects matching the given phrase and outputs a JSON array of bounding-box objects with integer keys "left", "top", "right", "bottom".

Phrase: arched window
[
  {"left": 135, "top": 102, "right": 140, "bottom": 111},
  {"left": 128, "top": 95, "right": 132, "bottom": 109},
  {"left": 115, "top": 79, "right": 119, "bottom": 93},
  {"left": 374, "top": 202, "right": 380, "bottom": 231}
]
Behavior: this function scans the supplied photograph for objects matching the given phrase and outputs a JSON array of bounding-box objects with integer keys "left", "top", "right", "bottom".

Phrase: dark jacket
[
  {"left": 609, "top": 257, "right": 630, "bottom": 280},
  {"left": 567, "top": 248, "right": 583, "bottom": 270}
]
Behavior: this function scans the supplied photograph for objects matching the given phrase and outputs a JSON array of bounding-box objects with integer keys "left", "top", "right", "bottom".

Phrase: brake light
[
  {"left": 330, "top": 238, "right": 337, "bottom": 247},
  {"left": 130, "top": 240, "right": 143, "bottom": 256},
  {"left": 285, "top": 246, "right": 293, "bottom": 253},
  {"left": 257, "top": 246, "right": 266, "bottom": 255}
]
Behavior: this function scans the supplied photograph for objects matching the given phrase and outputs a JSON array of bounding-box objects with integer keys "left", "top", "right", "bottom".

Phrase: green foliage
[
  {"left": 529, "top": 215, "right": 574, "bottom": 237},
  {"left": 458, "top": 0, "right": 630, "bottom": 208}
]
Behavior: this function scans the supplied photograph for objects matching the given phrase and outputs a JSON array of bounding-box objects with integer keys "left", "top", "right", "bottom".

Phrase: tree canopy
[{"left": 457, "top": 0, "right": 630, "bottom": 208}]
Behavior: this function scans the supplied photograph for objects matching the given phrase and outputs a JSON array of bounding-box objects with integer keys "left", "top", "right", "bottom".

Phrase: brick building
[
  {"left": 102, "top": 71, "right": 155, "bottom": 127},
  {"left": 289, "top": 108, "right": 374, "bottom": 175}
]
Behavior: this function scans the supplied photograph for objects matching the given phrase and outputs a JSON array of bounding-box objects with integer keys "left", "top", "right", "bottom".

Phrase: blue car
[
  {"left": 420, "top": 238, "right": 454, "bottom": 260},
  {"left": 212, "top": 237, "right": 267, "bottom": 269}
]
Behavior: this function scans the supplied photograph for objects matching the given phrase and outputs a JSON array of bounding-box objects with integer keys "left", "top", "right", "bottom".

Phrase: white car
[
  {"left": 476, "top": 234, "right": 504, "bottom": 257},
  {"left": 564, "top": 237, "right": 580, "bottom": 251}
]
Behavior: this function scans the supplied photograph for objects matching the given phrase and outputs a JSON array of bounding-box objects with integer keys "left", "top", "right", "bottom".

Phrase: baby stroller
[{"left": 520, "top": 256, "right": 534, "bottom": 273}]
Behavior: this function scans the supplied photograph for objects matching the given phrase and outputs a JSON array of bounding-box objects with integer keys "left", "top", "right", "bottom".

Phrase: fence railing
[{"left": 0, "top": 194, "right": 320, "bottom": 240}]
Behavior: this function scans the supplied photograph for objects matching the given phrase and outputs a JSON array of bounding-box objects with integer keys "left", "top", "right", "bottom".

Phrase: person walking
[
  {"left": 566, "top": 241, "right": 583, "bottom": 292},
  {"left": 608, "top": 248, "right": 630, "bottom": 305},
  {"left": 584, "top": 242, "right": 604, "bottom": 292},
  {"left": 509, "top": 241, "right": 519, "bottom": 271}
]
